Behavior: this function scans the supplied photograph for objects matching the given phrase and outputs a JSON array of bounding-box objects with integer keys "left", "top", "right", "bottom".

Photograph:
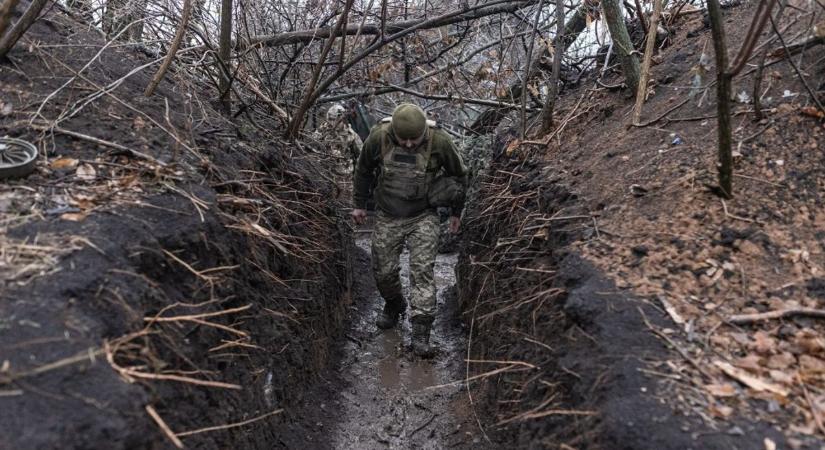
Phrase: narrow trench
[{"left": 285, "top": 224, "right": 491, "bottom": 449}]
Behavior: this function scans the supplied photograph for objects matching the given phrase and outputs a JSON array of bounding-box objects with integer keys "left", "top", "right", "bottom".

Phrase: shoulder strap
[{"left": 379, "top": 123, "right": 393, "bottom": 159}]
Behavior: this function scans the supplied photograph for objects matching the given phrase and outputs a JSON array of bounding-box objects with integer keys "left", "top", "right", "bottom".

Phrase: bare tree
[
  {"left": 706, "top": 0, "right": 777, "bottom": 197},
  {"left": 0, "top": 0, "right": 20, "bottom": 44},
  {"left": 631, "top": 0, "right": 662, "bottom": 124},
  {"left": 538, "top": 0, "right": 565, "bottom": 133},
  {"left": 601, "top": 0, "right": 639, "bottom": 91},
  {"left": 218, "top": 0, "right": 232, "bottom": 114},
  {"left": 0, "top": 0, "right": 48, "bottom": 59}
]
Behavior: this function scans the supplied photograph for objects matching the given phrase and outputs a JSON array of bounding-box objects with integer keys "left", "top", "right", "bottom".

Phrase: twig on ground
[
  {"left": 175, "top": 409, "right": 283, "bottom": 437},
  {"left": 728, "top": 307, "right": 825, "bottom": 324},
  {"left": 799, "top": 373, "right": 825, "bottom": 436},
  {"left": 408, "top": 413, "right": 438, "bottom": 438},
  {"left": 721, "top": 199, "right": 758, "bottom": 224},
  {"left": 638, "top": 306, "right": 717, "bottom": 382},
  {"left": 145, "top": 405, "right": 184, "bottom": 449},
  {"left": 27, "top": 122, "right": 165, "bottom": 166}
]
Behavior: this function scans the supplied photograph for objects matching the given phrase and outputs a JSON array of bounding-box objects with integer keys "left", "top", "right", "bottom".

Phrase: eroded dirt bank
[
  {"left": 272, "top": 229, "right": 490, "bottom": 449},
  {"left": 454, "top": 147, "right": 788, "bottom": 449},
  {"left": 1, "top": 9, "right": 352, "bottom": 449}
]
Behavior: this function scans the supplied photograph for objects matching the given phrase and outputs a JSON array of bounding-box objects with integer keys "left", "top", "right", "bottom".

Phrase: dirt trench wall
[
  {"left": 1, "top": 154, "right": 351, "bottom": 450},
  {"left": 454, "top": 145, "right": 784, "bottom": 449}
]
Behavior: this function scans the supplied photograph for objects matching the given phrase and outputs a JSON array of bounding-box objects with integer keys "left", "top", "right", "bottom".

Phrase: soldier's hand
[
  {"left": 448, "top": 216, "right": 461, "bottom": 234},
  {"left": 351, "top": 208, "right": 368, "bottom": 225}
]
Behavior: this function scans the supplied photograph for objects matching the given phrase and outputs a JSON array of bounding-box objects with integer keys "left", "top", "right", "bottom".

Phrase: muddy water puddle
[{"left": 291, "top": 234, "right": 488, "bottom": 449}]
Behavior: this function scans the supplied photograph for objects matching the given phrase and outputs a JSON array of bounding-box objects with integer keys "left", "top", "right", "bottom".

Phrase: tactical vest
[{"left": 377, "top": 120, "right": 436, "bottom": 202}]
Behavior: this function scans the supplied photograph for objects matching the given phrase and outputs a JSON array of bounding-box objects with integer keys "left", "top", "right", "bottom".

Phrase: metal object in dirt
[{"left": 0, "top": 137, "right": 38, "bottom": 179}]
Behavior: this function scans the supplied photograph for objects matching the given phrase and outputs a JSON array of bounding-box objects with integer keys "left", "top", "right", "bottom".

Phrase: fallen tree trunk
[{"left": 242, "top": 0, "right": 537, "bottom": 50}]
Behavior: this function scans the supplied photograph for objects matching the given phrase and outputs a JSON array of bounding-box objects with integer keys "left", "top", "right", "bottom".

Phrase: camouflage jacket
[{"left": 317, "top": 122, "right": 362, "bottom": 162}]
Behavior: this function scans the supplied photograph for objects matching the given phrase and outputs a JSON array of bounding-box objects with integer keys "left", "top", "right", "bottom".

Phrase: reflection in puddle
[
  {"left": 328, "top": 234, "right": 467, "bottom": 448},
  {"left": 377, "top": 329, "right": 401, "bottom": 388},
  {"left": 406, "top": 359, "right": 436, "bottom": 391}
]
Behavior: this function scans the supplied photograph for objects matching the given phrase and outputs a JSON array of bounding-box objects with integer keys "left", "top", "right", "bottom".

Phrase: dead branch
[
  {"left": 0, "top": 348, "right": 102, "bottom": 385},
  {"left": 176, "top": 409, "right": 283, "bottom": 437},
  {"left": 286, "top": 0, "right": 354, "bottom": 138},
  {"left": 242, "top": 0, "right": 536, "bottom": 49},
  {"left": 27, "top": 122, "right": 166, "bottom": 166},
  {"left": 144, "top": 0, "right": 192, "bottom": 96},
  {"left": 727, "top": 307, "right": 825, "bottom": 325},
  {"left": 145, "top": 405, "right": 184, "bottom": 449},
  {"left": 769, "top": 15, "right": 825, "bottom": 115},
  {"left": 145, "top": 304, "right": 252, "bottom": 323}
]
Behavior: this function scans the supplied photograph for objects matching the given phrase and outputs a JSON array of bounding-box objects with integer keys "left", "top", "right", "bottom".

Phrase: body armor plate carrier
[{"left": 378, "top": 122, "right": 435, "bottom": 202}]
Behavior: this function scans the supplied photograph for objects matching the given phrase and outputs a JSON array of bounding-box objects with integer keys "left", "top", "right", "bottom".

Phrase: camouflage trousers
[{"left": 371, "top": 210, "right": 440, "bottom": 324}]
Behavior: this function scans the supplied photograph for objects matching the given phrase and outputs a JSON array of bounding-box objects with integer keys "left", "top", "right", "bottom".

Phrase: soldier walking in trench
[
  {"left": 351, "top": 103, "right": 467, "bottom": 357},
  {"left": 316, "top": 103, "right": 363, "bottom": 194}
]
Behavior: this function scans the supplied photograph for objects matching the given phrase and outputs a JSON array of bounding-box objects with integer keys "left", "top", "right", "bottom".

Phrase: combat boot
[
  {"left": 376, "top": 304, "right": 403, "bottom": 329},
  {"left": 411, "top": 319, "right": 434, "bottom": 358}
]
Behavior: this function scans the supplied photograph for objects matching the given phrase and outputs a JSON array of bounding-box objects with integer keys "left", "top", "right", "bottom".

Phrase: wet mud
[{"left": 275, "top": 230, "right": 490, "bottom": 449}]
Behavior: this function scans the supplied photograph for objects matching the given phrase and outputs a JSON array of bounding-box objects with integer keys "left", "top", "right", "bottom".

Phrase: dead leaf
[
  {"left": 752, "top": 331, "right": 777, "bottom": 355},
  {"left": 714, "top": 360, "right": 789, "bottom": 397},
  {"left": 51, "top": 157, "right": 79, "bottom": 170},
  {"left": 76, "top": 164, "right": 96, "bottom": 181},
  {"left": 799, "top": 355, "right": 825, "bottom": 374},
  {"left": 764, "top": 437, "right": 776, "bottom": 450},
  {"left": 659, "top": 295, "right": 685, "bottom": 325},
  {"left": 766, "top": 352, "right": 795, "bottom": 370},
  {"left": 795, "top": 329, "right": 825, "bottom": 354},
  {"left": 133, "top": 116, "right": 146, "bottom": 130},
  {"left": 710, "top": 403, "right": 734, "bottom": 418},
  {"left": 734, "top": 354, "right": 763, "bottom": 371},
  {"left": 800, "top": 106, "right": 824, "bottom": 120},
  {"left": 768, "top": 369, "right": 794, "bottom": 384},
  {"left": 705, "top": 383, "right": 737, "bottom": 397},
  {"left": 60, "top": 212, "right": 88, "bottom": 221},
  {"left": 505, "top": 140, "right": 521, "bottom": 157}
]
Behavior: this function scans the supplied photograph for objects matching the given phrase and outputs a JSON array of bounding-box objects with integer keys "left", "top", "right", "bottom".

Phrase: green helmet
[{"left": 391, "top": 103, "right": 427, "bottom": 140}]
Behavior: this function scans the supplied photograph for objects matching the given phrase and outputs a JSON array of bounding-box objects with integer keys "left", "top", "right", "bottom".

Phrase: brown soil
[{"left": 455, "top": 2, "right": 824, "bottom": 449}]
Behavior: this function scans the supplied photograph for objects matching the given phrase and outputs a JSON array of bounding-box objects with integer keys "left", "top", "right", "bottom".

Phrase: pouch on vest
[
  {"left": 378, "top": 124, "right": 434, "bottom": 201},
  {"left": 427, "top": 176, "right": 465, "bottom": 207}
]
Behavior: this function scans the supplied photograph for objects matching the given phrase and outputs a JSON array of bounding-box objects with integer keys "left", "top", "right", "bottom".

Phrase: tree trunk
[
  {"left": 218, "top": 0, "right": 233, "bottom": 115},
  {"left": 0, "top": 0, "right": 20, "bottom": 45},
  {"left": 631, "top": 0, "right": 662, "bottom": 124},
  {"left": 601, "top": 0, "right": 640, "bottom": 91},
  {"left": 706, "top": 0, "right": 732, "bottom": 197},
  {"left": 0, "top": 0, "right": 48, "bottom": 59},
  {"left": 129, "top": 0, "right": 147, "bottom": 41},
  {"left": 539, "top": 0, "right": 566, "bottom": 134}
]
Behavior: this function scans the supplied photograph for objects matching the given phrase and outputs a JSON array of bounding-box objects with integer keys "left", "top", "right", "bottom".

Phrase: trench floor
[{"left": 278, "top": 232, "right": 491, "bottom": 449}]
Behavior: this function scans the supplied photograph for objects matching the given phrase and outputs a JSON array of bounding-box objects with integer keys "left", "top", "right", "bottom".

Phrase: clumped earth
[
  {"left": 2, "top": 0, "right": 824, "bottom": 449},
  {"left": 453, "top": 2, "right": 825, "bottom": 449},
  {"left": 1, "top": 8, "right": 351, "bottom": 449}
]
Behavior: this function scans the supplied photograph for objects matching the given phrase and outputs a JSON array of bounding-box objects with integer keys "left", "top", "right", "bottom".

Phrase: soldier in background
[
  {"left": 317, "top": 103, "right": 363, "bottom": 180},
  {"left": 351, "top": 103, "right": 467, "bottom": 357}
]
